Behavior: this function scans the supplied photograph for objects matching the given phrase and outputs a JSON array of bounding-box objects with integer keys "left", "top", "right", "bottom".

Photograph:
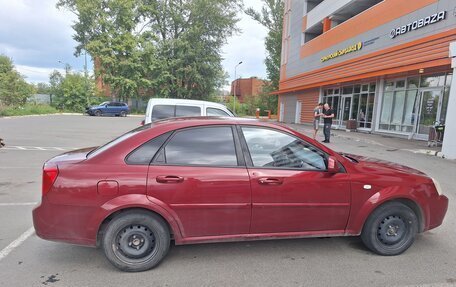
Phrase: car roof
[
  {"left": 147, "top": 116, "right": 292, "bottom": 132},
  {"left": 148, "top": 98, "right": 227, "bottom": 107}
]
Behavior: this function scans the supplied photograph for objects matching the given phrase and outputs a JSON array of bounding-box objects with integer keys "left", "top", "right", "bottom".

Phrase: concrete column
[{"left": 442, "top": 42, "right": 456, "bottom": 159}]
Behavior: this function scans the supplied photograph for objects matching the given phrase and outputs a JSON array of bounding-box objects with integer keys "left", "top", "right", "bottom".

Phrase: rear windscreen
[{"left": 152, "top": 105, "right": 175, "bottom": 121}]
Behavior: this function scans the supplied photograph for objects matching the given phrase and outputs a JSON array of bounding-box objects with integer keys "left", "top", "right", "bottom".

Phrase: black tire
[
  {"left": 102, "top": 210, "right": 170, "bottom": 272},
  {"left": 361, "top": 201, "right": 418, "bottom": 256},
  {"left": 95, "top": 110, "right": 102, "bottom": 116},
  {"left": 120, "top": 111, "right": 127, "bottom": 117}
]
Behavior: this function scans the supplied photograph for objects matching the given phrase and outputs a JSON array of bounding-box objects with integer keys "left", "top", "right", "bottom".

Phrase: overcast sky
[{"left": 0, "top": 0, "right": 268, "bottom": 90}]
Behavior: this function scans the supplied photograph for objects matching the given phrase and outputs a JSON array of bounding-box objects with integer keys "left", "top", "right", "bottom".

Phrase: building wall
[
  {"left": 281, "top": 0, "right": 456, "bottom": 90},
  {"left": 231, "top": 77, "right": 267, "bottom": 102},
  {"left": 297, "top": 88, "right": 320, "bottom": 123}
]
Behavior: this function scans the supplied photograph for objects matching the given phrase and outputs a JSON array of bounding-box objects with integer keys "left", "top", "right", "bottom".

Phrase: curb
[{"left": 405, "top": 149, "right": 446, "bottom": 158}]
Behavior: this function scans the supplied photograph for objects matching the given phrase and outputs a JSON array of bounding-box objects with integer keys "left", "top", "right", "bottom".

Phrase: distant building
[{"left": 231, "top": 77, "right": 268, "bottom": 103}]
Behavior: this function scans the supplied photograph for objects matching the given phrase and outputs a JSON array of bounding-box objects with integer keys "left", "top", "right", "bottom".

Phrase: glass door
[
  {"left": 340, "top": 96, "right": 352, "bottom": 128},
  {"left": 415, "top": 89, "right": 442, "bottom": 138}
]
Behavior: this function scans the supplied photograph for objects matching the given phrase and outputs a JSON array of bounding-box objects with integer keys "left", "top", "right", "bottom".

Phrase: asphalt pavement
[{"left": 0, "top": 115, "right": 455, "bottom": 287}]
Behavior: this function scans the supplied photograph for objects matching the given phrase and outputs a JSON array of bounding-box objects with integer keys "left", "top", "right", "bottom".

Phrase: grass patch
[{"left": 0, "top": 104, "right": 60, "bottom": 117}]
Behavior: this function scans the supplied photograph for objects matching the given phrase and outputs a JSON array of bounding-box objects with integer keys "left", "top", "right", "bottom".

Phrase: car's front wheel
[
  {"left": 102, "top": 210, "right": 170, "bottom": 272},
  {"left": 361, "top": 201, "right": 418, "bottom": 256},
  {"left": 94, "top": 110, "right": 102, "bottom": 116}
]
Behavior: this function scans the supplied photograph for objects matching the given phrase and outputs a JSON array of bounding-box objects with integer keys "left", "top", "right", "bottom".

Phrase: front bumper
[{"left": 426, "top": 194, "right": 449, "bottom": 231}]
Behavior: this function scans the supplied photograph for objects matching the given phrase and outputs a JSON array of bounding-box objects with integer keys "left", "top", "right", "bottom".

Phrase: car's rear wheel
[
  {"left": 361, "top": 201, "right": 418, "bottom": 256},
  {"left": 120, "top": 111, "right": 127, "bottom": 117},
  {"left": 95, "top": 110, "right": 102, "bottom": 116},
  {"left": 102, "top": 210, "right": 170, "bottom": 272}
]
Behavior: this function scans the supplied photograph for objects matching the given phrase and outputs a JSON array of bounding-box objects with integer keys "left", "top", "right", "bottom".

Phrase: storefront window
[
  {"left": 367, "top": 93, "right": 375, "bottom": 129},
  {"left": 342, "top": 86, "right": 353, "bottom": 94},
  {"left": 322, "top": 82, "right": 375, "bottom": 128},
  {"left": 396, "top": 80, "right": 405, "bottom": 89},
  {"left": 379, "top": 73, "right": 450, "bottom": 134},
  {"left": 351, "top": 94, "right": 359, "bottom": 120},
  {"left": 385, "top": 81, "right": 395, "bottom": 92},
  {"left": 420, "top": 74, "right": 445, "bottom": 87},
  {"left": 407, "top": 77, "right": 419, "bottom": 89},
  {"left": 440, "top": 88, "right": 450, "bottom": 124},
  {"left": 380, "top": 92, "right": 393, "bottom": 130},
  {"left": 402, "top": 90, "right": 418, "bottom": 132},
  {"left": 445, "top": 73, "right": 452, "bottom": 86},
  {"left": 390, "top": 90, "right": 406, "bottom": 131}
]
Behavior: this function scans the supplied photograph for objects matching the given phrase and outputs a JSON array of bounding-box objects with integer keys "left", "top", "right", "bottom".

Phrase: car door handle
[
  {"left": 156, "top": 175, "right": 184, "bottom": 183},
  {"left": 258, "top": 177, "right": 283, "bottom": 185}
]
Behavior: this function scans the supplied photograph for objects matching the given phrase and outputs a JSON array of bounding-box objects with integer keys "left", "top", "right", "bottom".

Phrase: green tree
[
  {"left": 34, "top": 82, "right": 51, "bottom": 94},
  {"left": 52, "top": 72, "right": 95, "bottom": 112},
  {"left": 245, "top": 0, "right": 282, "bottom": 113},
  {"left": 57, "top": 0, "right": 242, "bottom": 101},
  {"left": 0, "top": 55, "right": 35, "bottom": 106}
]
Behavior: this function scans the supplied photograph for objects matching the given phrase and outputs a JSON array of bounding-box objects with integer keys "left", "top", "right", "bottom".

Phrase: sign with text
[
  {"left": 321, "top": 42, "right": 363, "bottom": 62},
  {"left": 390, "top": 11, "right": 446, "bottom": 39}
]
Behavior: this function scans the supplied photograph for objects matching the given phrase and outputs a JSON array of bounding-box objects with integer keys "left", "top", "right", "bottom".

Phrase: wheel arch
[
  {"left": 96, "top": 207, "right": 176, "bottom": 247},
  {"left": 347, "top": 191, "right": 426, "bottom": 235}
]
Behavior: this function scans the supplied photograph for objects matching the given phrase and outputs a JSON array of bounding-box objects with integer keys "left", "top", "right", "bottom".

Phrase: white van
[{"left": 143, "top": 98, "right": 234, "bottom": 124}]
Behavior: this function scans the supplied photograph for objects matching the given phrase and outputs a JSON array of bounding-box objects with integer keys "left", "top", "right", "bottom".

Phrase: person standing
[
  {"left": 322, "top": 103, "right": 335, "bottom": 143},
  {"left": 312, "top": 103, "right": 323, "bottom": 140}
]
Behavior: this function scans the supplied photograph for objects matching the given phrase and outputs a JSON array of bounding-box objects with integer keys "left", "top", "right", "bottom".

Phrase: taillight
[
  {"left": 42, "top": 163, "right": 59, "bottom": 196},
  {"left": 140, "top": 120, "right": 145, "bottom": 126}
]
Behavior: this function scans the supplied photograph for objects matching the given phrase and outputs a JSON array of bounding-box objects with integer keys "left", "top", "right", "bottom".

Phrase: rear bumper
[
  {"left": 426, "top": 195, "right": 449, "bottom": 231},
  {"left": 32, "top": 198, "right": 97, "bottom": 246}
]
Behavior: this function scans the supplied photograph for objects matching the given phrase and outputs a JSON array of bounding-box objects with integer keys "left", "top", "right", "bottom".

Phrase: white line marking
[
  {"left": 0, "top": 202, "right": 37, "bottom": 206},
  {"left": 34, "top": 147, "right": 45, "bottom": 150},
  {"left": 16, "top": 146, "right": 26, "bottom": 150},
  {"left": 0, "top": 227, "right": 35, "bottom": 261}
]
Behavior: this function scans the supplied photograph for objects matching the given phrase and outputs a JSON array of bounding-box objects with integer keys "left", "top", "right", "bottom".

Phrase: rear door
[
  {"left": 239, "top": 126, "right": 351, "bottom": 234},
  {"left": 146, "top": 125, "right": 251, "bottom": 238}
]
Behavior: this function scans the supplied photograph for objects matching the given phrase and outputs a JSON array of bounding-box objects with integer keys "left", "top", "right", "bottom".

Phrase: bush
[{"left": 0, "top": 104, "right": 59, "bottom": 117}]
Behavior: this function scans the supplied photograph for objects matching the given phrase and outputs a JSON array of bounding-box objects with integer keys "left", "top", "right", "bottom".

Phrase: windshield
[
  {"left": 99, "top": 101, "right": 109, "bottom": 106},
  {"left": 87, "top": 124, "right": 152, "bottom": 158}
]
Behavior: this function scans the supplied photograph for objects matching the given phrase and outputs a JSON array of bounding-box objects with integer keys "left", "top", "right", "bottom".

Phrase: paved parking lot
[{"left": 0, "top": 115, "right": 455, "bottom": 287}]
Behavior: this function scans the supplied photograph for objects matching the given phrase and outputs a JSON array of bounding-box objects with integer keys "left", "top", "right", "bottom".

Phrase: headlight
[{"left": 431, "top": 177, "right": 444, "bottom": 195}]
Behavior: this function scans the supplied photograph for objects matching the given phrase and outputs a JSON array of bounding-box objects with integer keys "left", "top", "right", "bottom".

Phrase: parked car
[
  {"left": 142, "top": 98, "right": 234, "bottom": 125},
  {"left": 86, "top": 101, "right": 129, "bottom": 117},
  {"left": 33, "top": 117, "right": 448, "bottom": 272}
]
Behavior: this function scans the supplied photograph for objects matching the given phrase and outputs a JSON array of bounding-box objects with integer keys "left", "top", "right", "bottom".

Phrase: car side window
[
  {"left": 152, "top": 105, "right": 175, "bottom": 121},
  {"left": 175, "top": 105, "right": 201, "bottom": 117},
  {"left": 125, "top": 132, "right": 172, "bottom": 165},
  {"left": 206, "top": 107, "right": 230, "bottom": 116},
  {"left": 241, "top": 127, "right": 326, "bottom": 170},
  {"left": 160, "top": 126, "right": 238, "bottom": 166}
]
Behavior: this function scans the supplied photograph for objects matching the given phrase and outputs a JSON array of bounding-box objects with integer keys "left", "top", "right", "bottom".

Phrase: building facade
[
  {"left": 231, "top": 77, "right": 267, "bottom": 103},
  {"left": 277, "top": 0, "right": 456, "bottom": 147}
]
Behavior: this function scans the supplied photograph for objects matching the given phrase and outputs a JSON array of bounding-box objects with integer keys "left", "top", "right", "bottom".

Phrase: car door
[
  {"left": 146, "top": 125, "right": 251, "bottom": 238},
  {"left": 239, "top": 126, "right": 351, "bottom": 234}
]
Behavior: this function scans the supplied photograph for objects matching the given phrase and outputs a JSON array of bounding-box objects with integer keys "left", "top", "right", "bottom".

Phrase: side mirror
[
  {"left": 105, "top": 104, "right": 108, "bottom": 108},
  {"left": 327, "top": 156, "right": 340, "bottom": 173}
]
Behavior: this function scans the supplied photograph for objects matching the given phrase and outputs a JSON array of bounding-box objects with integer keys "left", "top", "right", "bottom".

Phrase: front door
[
  {"left": 146, "top": 126, "right": 251, "bottom": 238},
  {"left": 295, "top": 101, "right": 302, "bottom": 124},
  {"left": 240, "top": 126, "right": 351, "bottom": 234},
  {"left": 415, "top": 89, "right": 442, "bottom": 139}
]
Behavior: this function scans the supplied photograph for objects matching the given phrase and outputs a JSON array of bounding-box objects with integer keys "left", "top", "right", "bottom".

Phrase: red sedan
[{"left": 33, "top": 117, "right": 448, "bottom": 272}]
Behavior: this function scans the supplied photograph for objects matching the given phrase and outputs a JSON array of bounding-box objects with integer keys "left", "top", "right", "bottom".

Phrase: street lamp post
[{"left": 233, "top": 61, "right": 243, "bottom": 114}]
